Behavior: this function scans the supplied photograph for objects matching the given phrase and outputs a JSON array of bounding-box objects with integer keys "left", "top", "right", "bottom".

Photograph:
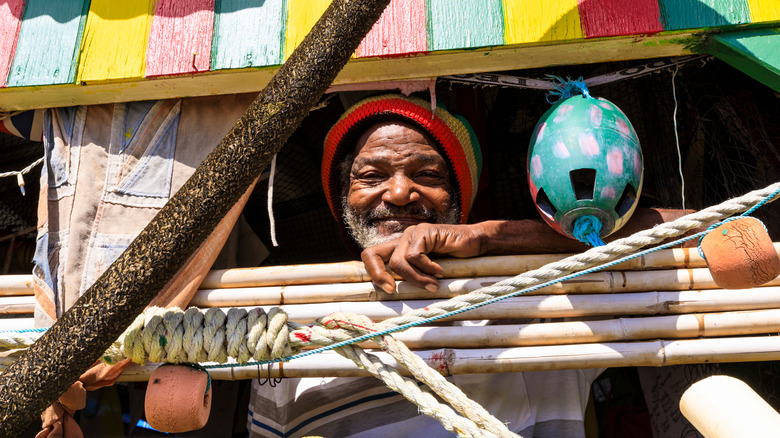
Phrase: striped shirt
[{"left": 248, "top": 366, "right": 602, "bottom": 437}]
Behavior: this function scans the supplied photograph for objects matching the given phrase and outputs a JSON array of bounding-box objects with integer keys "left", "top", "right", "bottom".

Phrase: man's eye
[
  {"left": 355, "top": 171, "right": 384, "bottom": 180},
  {"left": 417, "top": 171, "right": 444, "bottom": 180}
]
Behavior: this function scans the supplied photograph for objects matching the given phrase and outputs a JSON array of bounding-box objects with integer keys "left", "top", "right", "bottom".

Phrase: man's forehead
[
  {"left": 351, "top": 150, "right": 445, "bottom": 168},
  {"left": 353, "top": 120, "right": 436, "bottom": 155}
]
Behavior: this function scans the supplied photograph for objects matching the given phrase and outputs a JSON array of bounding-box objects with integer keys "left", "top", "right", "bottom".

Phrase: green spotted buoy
[{"left": 527, "top": 84, "right": 643, "bottom": 246}]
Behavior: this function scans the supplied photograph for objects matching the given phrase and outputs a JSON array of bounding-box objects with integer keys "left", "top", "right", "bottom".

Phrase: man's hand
[
  {"left": 359, "top": 209, "right": 697, "bottom": 294},
  {"left": 361, "top": 223, "right": 486, "bottom": 293}
]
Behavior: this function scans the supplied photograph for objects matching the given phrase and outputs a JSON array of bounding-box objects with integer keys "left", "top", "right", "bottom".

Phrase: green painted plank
[
  {"left": 427, "top": 0, "right": 503, "bottom": 51},
  {"left": 6, "top": 0, "right": 89, "bottom": 87},
  {"left": 659, "top": 0, "right": 751, "bottom": 31},
  {"left": 212, "top": 0, "right": 285, "bottom": 70},
  {"left": 706, "top": 28, "right": 780, "bottom": 93}
]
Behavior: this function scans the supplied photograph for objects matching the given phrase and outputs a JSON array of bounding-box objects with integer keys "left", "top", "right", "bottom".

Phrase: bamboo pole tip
[{"left": 681, "top": 375, "right": 780, "bottom": 437}]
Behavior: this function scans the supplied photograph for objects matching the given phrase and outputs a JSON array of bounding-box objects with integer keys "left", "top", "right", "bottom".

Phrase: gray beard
[{"left": 342, "top": 200, "right": 460, "bottom": 249}]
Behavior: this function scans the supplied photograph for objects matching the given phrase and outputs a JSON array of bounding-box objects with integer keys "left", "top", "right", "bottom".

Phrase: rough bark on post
[{"left": 0, "top": 0, "right": 391, "bottom": 435}]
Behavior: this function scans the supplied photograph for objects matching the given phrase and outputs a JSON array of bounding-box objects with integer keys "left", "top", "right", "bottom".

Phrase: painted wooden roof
[{"left": 0, "top": 0, "right": 778, "bottom": 110}]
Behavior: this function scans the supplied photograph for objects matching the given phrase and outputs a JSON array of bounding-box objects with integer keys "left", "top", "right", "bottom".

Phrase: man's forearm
[{"left": 478, "top": 208, "right": 692, "bottom": 255}]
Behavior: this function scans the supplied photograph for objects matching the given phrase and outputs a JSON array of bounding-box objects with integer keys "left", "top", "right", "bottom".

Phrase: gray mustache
[{"left": 366, "top": 204, "right": 435, "bottom": 221}]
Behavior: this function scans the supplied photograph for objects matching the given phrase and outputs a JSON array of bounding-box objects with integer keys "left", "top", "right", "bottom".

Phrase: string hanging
[{"left": 546, "top": 76, "right": 593, "bottom": 103}]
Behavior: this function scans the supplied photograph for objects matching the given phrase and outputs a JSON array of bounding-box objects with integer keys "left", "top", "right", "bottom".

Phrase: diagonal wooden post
[{"left": 0, "top": 0, "right": 391, "bottom": 435}]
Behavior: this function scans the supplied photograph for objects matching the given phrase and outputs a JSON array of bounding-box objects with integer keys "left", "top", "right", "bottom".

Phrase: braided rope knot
[{"left": 113, "top": 306, "right": 300, "bottom": 364}]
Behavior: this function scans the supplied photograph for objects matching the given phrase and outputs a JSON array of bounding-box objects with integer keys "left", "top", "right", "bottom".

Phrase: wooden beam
[
  {"left": 0, "top": 30, "right": 697, "bottom": 111},
  {"left": 706, "top": 27, "right": 780, "bottom": 93}
]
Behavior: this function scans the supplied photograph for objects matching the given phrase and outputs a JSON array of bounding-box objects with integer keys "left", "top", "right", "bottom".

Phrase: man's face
[{"left": 342, "top": 121, "right": 459, "bottom": 249}]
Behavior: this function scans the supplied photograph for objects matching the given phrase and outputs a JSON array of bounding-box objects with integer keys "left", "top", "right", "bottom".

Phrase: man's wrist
[{"left": 472, "top": 221, "right": 499, "bottom": 255}]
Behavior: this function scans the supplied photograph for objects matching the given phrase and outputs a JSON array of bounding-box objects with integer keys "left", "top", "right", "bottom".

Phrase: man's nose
[{"left": 381, "top": 175, "right": 420, "bottom": 206}]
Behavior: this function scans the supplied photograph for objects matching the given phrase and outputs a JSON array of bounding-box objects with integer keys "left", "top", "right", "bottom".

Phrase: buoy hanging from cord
[{"left": 527, "top": 77, "right": 644, "bottom": 246}]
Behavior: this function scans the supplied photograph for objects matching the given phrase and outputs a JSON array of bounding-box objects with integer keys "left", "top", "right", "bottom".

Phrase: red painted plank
[
  {"left": 356, "top": 0, "right": 426, "bottom": 57},
  {"left": 0, "top": 0, "right": 26, "bottom": 87},
  {"left": 578, "top": 0, "right": 662, "bottom": 38},
  {"left": 146, "top": 0, "right": 214, "bottom": 77}
]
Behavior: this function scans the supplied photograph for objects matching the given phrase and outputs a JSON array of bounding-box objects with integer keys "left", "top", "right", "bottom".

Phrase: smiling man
[
  {"left": 248, "top": 94, "right": 606, "bottom": 438},
  {"left": 341, "top": 120, "right": 460, "bottom": 249}
]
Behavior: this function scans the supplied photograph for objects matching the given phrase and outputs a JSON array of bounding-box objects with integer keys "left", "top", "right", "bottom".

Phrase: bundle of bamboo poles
[{"left": 2, "top": 244, "right": 780, "bottom": 379}]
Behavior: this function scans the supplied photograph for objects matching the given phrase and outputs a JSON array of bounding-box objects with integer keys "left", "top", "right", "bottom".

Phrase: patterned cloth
[{"left": 31, "top": 94, "right": 256, "bottom": 325}]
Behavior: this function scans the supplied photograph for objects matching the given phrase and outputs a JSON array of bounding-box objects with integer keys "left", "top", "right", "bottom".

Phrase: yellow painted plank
[
  {"left": 503, "top": 0, "right": 583, "bottom": 44},
  {"left": 77, "top": 0, "right": 156, "bottom": 82},
  {"left": 284, "top": 0, "right": 333, "bottom": 60},
  {"left": 747, "top": 0, "right": 780, "bottom": 22}
]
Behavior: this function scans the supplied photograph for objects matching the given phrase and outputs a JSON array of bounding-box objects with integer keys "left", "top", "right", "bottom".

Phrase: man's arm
[{"left": 362, "top": 208, "right": 692, "bottom": 293}]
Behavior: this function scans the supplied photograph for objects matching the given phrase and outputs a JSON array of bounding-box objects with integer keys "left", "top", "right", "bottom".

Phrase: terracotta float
[
  {"left": 700, "top": 217, "right": 780, "bottom": 289},
  {"left": 144, "top": 364, "right": 212, "bottom": 433}
]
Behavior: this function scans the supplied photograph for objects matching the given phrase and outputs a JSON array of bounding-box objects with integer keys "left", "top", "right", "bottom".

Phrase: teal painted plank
[
  {"left": 707, "top": 28, "right": 780, "bottom": 93},
  {"left": 6, "top": 0, "right": 89, "bottom": 87},
  {"left": 211, "top": 0, "right": 285, "bottom": 70},
  {"left": 659, "top": 0, "right": 751, "bottom": 31},
  {"left": 427, "top": 0, "right": 503, "bottom": 51}
]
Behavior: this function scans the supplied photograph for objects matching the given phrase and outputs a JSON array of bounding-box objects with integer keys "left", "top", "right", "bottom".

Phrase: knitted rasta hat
[{"left": 322, "top": 94, "right": 482, "bottom": 224}]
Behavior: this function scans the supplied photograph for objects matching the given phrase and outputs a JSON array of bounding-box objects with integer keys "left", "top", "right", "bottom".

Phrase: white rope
[
  {"left": 319, "top": 312, "right": 517, "bottom": 437},
  {"left": 266, "top": 154, "right": 279, "bottom": 247},
  {"left": 337, "top": 343, "right": 496, "bottom": 438},
  {"left": 0, "top": 156, "right": 44, "bottom": 196},
  {"left": 672, "top": 63, "right": 686, "bottom": 213}
]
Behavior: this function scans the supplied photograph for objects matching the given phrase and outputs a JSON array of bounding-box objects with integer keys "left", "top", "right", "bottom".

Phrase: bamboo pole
[
  {"left": 6, "top": 309, "right": 780, "bottom": 375},
  {"left": 7, "top": 266, "right": 780, "bottom": 301},
  {"left": 0, "top": 296, "right": 33, "bottom": 314},
  {"left": 116, "top": 334, "right": 780, "bottom": 380},
  {"left": 8, "top": 309, "right": 780, "bottom": 353},
  {"left": 244, "top": 287, "right": 780, "bottom": 322},
  {"left": 157, "top": 243, "right": 780, "bottom": 289},
  {"left": 6, "top": 287, "right": 780, "bottom": 322},
  {"left": 190, "top": 268, "right": 780, "bottom": 305},
  {"left": 0, "top": 1, "right": 392, "bottom": 435},
  {"left": 3, "top": 244, "right": 777, "bottom": 295},
  {"left": 0, "top": 318, "right": 32, "bottom": 332},
  {"left": 680, "top": 376, "right": 780, "bottom": 437},
  {"left": 0, "top": 275, "right": 33, "bottom": 297},
  {"left": 379, "top": 308, "right": 780, "bottom": 348}
]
